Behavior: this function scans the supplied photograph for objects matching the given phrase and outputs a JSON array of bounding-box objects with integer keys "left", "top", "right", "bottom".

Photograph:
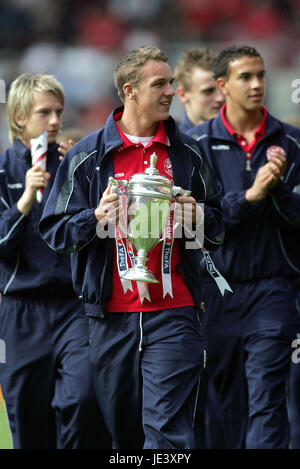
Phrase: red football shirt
[{"left": 105, "top": 113, "right": 195, "bottom": 312}]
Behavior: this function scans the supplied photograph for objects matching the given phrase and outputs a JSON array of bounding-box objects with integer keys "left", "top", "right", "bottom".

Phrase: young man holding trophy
[
  {"left": 40, "top": 46, "right": 225, "bottom": 449},
  {"left": 0, "top": 73, "right": 110, "bottom": 448}
]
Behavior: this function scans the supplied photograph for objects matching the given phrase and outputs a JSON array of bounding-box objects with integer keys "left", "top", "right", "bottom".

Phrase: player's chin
[
  {"left": 158, "top": 107, "right": 171, "bottom": 120},
  {"left": 47, "top": 133, "right": 58, "bottom": 143},
  {"left": 247, "top": 99, "right": 263, "bottom": 110}
]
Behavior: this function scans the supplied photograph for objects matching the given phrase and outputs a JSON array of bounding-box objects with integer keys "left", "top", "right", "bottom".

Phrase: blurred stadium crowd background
[{"left": 0, "top": 0, "right": 300, "bottom": 153}]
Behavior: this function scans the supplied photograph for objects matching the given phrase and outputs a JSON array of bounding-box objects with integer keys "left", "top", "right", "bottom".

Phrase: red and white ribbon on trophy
[
  {"left": 113, "top": 187, "right": 150, "bottom": 303},
  {"left": 161, "top": 204, "right": 175, "bottom": 299},
  {"left": 112, "top": 182, "right": 151, "bottom": 304},
  {"left": 115, "top": 225, "right": 133, "bottom": 295},
  {"left": 30, "top": 130, "right": 48, "bottom": 203},
  {"left": 127, "top": 238, "right": 151, "bottom": 304},
  {"left": 173, "top": 208, "right": 233, "bottom": 297},
  {"left": 115, "top": 191, "right": 133, "bottom": 295},
  {"left": 200, "top": 246, "right": 233, "bottom": 296}
]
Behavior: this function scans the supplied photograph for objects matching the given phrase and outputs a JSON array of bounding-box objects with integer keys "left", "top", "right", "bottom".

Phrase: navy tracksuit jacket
[
  {"left": 0, "top": 138, "right": 110, "bottom": 449},
  {"left": 178, "top": 112, "right": 195, "bottom": 135},
  {"left": 178, "top": 112, "right": 227, "bottom": 449},
  {"left": 39, "top": 108, "right": 224, "bottom": 317},
  {"left": 188, "top": 111, "right": 300, "bottom": 448}
]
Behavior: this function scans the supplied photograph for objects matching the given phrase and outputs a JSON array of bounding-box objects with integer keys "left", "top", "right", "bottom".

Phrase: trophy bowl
[
  {"left": 123, "top": 192, "right": 171, "bottom": 283},
  {"left": 110, "top": 153, "right": 190, "bottom": 284},
  {"left": 121, "top": 153, "right": 173, "bottom": 283}
]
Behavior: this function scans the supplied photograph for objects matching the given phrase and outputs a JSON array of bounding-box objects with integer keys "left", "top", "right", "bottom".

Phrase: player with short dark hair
[{"left": 188, "top": 45, "right": 300, "bottom": 449}]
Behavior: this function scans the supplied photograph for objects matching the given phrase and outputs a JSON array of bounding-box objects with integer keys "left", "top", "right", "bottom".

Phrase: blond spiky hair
[{"left": 7, "top": 73, "right": 64, "bottom": 142}]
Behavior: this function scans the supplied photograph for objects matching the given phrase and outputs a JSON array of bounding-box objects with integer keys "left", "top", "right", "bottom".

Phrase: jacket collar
[
  {"left": 102, "top": 106, "right": 178, "bottom": 152},
  {"left": 179, "top": 112, "right": 194, "bottom": 134},
  {"left": 12, "top": 137, "right": 31, "bottom": 163},
  {"left": 211, "top": 108, "right": 282, "bottom": 141},
  {"left": 102, "top": 107, "right": 128, "bottom": 154},
  {"left": 12, "top": 137, "right": 58, "bottom": 164},
  {"left": 163, "top": 113, "right": 191, "bottom": 189},
  {"left": 101, "top": 106, "right": 185, "bottom": 187},
  {"left": 220, "top": 104, "right": 267, "bottom": 139}
]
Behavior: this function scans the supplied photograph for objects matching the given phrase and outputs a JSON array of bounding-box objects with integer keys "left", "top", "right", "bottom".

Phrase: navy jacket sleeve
[
  {"left": 220, "top": 190, "right": 263, "bottom": 227},
  {"left": 172, "top": 133, "right": 224, "bottom": 252},
  {"left": 193, "top": 148, "right": 224, "bottom": 251},
  {"left": 0, "top": 170, "right": 28, "bottom": 260},
  {"left": 265, "top": 125, "right": 300, "bottom": 229}
]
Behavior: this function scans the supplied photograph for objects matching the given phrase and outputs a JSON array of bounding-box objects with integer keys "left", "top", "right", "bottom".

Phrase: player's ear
[
  {"left": 15, "top": 114, "right": 26, "bottom": 128},
  {"left": 176, "top": 86, "right": 188, "bottom": 104},
  {"left": 216, "top": 77, "right": 227, "bottom": 96},
  {"left": 123, "top": 83, "right": 136, "bottom": 101}
]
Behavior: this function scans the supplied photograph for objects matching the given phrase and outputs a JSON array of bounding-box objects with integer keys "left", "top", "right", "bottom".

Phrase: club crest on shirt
[
  {"left": 266, "top": 145, "right": 285, "bottom": 158},
  {"left": 164, "top": 157, "right": 173, "bottom": 178}
]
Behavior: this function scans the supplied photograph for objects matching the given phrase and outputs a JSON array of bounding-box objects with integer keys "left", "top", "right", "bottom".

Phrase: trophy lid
[
  {"left": 144, "top": 153, "right": 159, "bottom": 176},
  {"left": 127, "top": 152, "right": 173, "bottom": 199}
]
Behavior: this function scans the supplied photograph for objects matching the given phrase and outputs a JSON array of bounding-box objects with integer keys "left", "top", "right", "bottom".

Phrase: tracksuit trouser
[
  {"left": 0, "top": 294, "right": 111, "bottom": 449},
  {"left": 88, "top": 306, "right": 206, "bottom": 449},
  {"left": 200, "top": 276, "right": 298, "bottom": 449}
]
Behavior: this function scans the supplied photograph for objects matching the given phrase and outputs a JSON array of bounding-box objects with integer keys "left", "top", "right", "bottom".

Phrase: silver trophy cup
[{"left": 110, "top": 153, "right": 190, "bottom": 283}]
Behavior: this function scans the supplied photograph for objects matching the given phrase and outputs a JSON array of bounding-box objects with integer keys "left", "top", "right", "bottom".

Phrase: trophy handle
[
  {"left": 109, "top": 176, "right": 128, "bottom": 194},
  {"left": 172, "top": 186, "right": 191, "bottom": 198},
  {"left": 171, "top": 186, "right": 192, "bottom": 232}
]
